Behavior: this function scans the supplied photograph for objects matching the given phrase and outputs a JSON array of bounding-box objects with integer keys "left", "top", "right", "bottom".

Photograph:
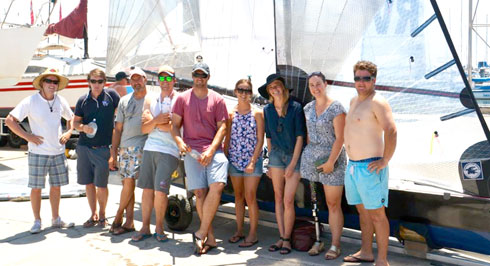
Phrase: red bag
[{"left": 291, "top": 219, "right": 317, "bottom": 251}]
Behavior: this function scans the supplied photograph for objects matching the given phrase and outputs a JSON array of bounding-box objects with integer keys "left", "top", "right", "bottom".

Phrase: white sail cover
[{"left": 0, "top": 26, "right": 47, "bottom": 86}]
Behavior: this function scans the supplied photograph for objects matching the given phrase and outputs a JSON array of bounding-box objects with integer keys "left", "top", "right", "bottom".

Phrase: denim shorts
[
  {"left": 184, "top": 150, "right": 228, "bottom": 191},
  {"left": 344, "top": 157, "right": 389, "bottom": 210},
  {"left": 268, "top": 147, "right": 301, "bottom": 171},
  {"left": 228, "top": 157, "right": 263, "bottom": 177}
]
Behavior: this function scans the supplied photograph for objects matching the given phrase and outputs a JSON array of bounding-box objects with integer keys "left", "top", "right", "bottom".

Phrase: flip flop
[
  {"left": 239, "top": 240, "right": 259, "bottom": 248},
  {"left": 228, "top": 234, "right": 245, "bottom": 243},
  {"left": 82, "top": 218, "right": 98, "bottom": 228},
  {"left": 200, "top": 243, "right": 217, "bottom": 254},
  {"left": 280, "top": 238, "right": 291, "bottom": 255},
  {"left": 130, "top": 233, "right": 152, "bottom": 242},
  {"left": 109, "top": 222, "right": 122, "bottom": 233},
  {"left": 192, "top": 232, "right": 207, "bottom": 254},
  {"left": 112, "top": 226, "right": 136, "bottom": 235},
  {"left": 98, "top": 218, "right": 108, "bottom": 228},
  {"left": 154, "top": 232, "right": 169, "bottom": 243},
  {"left": 343, "top": 254, "right": 374, "bottom": 263}
]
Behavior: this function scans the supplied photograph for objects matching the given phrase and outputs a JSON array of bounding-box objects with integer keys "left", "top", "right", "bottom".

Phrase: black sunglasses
[
  {"left": 43, "top": 79, "right": 59, "bottom": 85},
  {"left": 89, "top": 79, "right": 105, "bottom": 84},
  {"left": 277, "top": 120, "right": 283, "bottom": 133},
  {"left": 236, "top": 88, "right": 252, "bottom": 95},
  {"left": 192, "top": 72, "right": 208, "bottom": 79},
  {"left": 159, "top": 76, "right": 173, "bottom": 82},
  {"left": 354, "top": 76, "right": 374, "bottom": 82}
]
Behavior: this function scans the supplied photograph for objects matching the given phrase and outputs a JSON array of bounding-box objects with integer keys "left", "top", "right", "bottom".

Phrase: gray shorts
[
  {"left": 184, "top": 150, "right": 228, "bottom": 191},
  {"left": 28, "top": 153, "right": 69, "bottom": 189},
  {"left": 76, "top": 145, "right": 110, "bottom": 188},
  {"left": 137, "top": 150, "right": 179, "bottom": 194}
]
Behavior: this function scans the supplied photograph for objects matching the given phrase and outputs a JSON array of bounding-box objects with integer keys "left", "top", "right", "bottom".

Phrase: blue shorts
[
  {"left": 268, "top": 147, "right": 301, "bottom": 171},
  {"left": 344, "top": 157, "right": 389, "bottom": 210},
  {"left": 76, "top": 145, "right": 110, "bottom": 188},
  {"left": 228, "top": 157, "right": 263, "bottom": 177},
  {"left": 184, "top": 150, "right": 228, "bottom": 191}
]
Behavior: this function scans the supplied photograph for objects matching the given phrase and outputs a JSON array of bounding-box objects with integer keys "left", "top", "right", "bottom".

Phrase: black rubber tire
[
  {"left": 165, "top": 194, "right": 193, "bottom": 231},
  {"left": 8, "top": 131, "right": 26, "bottom": 148},
  {"left": 0, "top": 136, "right": 8, "bottom": 147}
]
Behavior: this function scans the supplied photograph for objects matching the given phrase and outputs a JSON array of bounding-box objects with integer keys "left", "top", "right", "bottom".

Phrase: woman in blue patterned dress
[
  {"left": 300, "top": 72, "right": 346, "bottom": 260},
  {"left": 224, "top": 79, "right": 264, "bottom": 247}
]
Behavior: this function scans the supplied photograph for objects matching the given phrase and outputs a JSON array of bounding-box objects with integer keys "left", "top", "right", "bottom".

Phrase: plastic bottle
[
  {"left": 161, "top": 96, "right": 171, "bottom": 113},
  {"left": 188, "top": 149, "right": 202, "bottom": 160},
  {"left": 86, "top": 118, "right": 98, "bottom": 138}
]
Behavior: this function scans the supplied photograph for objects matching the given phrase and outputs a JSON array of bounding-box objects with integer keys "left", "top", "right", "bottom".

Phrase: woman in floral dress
[
  {"left": 224, "top": 79, "right": 264, "bottom": 247},
  {"left": 300, "top": 72, "right": 347, "bottom": 260}
]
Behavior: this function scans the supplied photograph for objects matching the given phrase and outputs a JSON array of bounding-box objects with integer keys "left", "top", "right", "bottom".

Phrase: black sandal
[
  {"left": 280, "top": 238, "right": 292, "bottom": 255},
  {"left": 269, "top": 237, "right": 284, "bottom": 252}
]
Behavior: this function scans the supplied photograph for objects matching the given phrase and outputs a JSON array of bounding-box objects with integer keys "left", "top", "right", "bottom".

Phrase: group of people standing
[{"left": 6, "top": 59, "right": 396, "bottom": 266}]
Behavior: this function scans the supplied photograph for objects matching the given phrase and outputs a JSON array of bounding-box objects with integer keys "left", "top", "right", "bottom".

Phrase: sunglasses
[
  {"left": 354, "top": 76, "right": 374, "bottom": 82},
  {"left": 236, "top": 88, "right": 252, "bottom": 95},
  {"left": 192, "top": 72, "right": 208, "bottom": 79},
  {"left": 159, "top": 76, "right": 173, "bottom": 82},
  {"left": 277, "top": 120, "right": 284, "bottom": 133},
  {"left": 43, "top": 79, "right": 59, "bottom": 85},
  {"left": 89, "top": 79, "right": 105, "bottom": 84}
]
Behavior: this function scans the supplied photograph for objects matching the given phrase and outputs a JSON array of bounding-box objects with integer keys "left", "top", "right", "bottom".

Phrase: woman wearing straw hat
[
  {"left": 5, "top": 68, "right": 75, "bottom": 234},
  {"left": 258, "top": 73, "right": 306, "bottom": 255}
]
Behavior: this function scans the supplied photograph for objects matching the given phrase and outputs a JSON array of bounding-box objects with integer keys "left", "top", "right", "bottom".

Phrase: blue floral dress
[
  {"left": 300, "top": 100, "right": 346, "bottom": 186},
  {"left": 229, "top": 110, "right": 261, "bottom": 171}
]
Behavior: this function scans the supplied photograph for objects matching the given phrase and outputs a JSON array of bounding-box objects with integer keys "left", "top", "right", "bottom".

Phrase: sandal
[
  {"left": 109, "top": 222, "right": 122, "bottom": 233},
  {"left": 98, "top": 218, "right": 108, "bottom": 228},
  {"left": 154, "top": 232, "right": 169, "bottom": 243},
  {"left": 200, "top": 243, "right": 217, "bottom": 254},
  {"left": 279, "top": 238, "right": 292, "bottom": 255},
  {"left": 308, "top": 241, "right": 325, "bottom": 256},
  {"left": 228, "top": 234, "right": 245, "bottom": 243},
  {"left": 268, "top": 237, "right": 284, "bottom": 252},
  {"left": 82, "top": 218, "right": 98, "bottom": 228},
  {"left": 192, "top": 232, "right": 207, "bottom": 255},
  {"left": 112, "top": 226, "right": 136, "bottom": 235},
  {"left": 130, "top": 232, "right": 152, "bottom": 242},
  {"left": 325, "top": 245, "right": 341, "bottom": 260}
]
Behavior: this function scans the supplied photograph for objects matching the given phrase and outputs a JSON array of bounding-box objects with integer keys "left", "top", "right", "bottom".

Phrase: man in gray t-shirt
[{"left": 109, "top": 67, "right": 149, "bottom": 235}]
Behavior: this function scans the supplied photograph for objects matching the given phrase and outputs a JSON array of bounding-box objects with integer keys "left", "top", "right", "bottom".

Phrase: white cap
[{"left": 129, "top": 67, "right": 147, "bottom": 79}]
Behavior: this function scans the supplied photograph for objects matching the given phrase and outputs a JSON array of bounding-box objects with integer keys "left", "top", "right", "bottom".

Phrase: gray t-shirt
[{"left": 115, "top": 92, "right": 149, "bottom": 148}]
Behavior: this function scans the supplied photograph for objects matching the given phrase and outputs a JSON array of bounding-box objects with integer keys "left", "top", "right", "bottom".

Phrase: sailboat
[{"left": 98, "top": 0, "right": 490, "bottom": 257}]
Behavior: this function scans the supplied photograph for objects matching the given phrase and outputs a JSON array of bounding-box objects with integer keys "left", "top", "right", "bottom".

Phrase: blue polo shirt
[
  {"left": 264, "top": 99, "right": 306, "bottom": 154},
  {"left": 75, "top": 88, "right": 120, "bottom": 147}
]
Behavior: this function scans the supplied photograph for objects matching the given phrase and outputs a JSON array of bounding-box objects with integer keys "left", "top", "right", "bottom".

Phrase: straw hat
[{"left": 32, "top": 68, "right": 69, "bottom": 91}]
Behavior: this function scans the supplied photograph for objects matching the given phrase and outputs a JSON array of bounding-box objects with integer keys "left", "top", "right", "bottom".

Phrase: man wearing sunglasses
[
  {"left": 6, "top": 68, "right": 75, "bottom": 233},
  {"left": 130, "top": 65, "right": 180, "bottom": 242},
  {"left": 74, "top": 68, "right": 120, "bottom": 228},
  {"left": 343, "top": 61, "right": 397, "bottom": 266},
  {"left": 110, "top": 67, "right": 150, "bottom": 235},
  {"left": 171, "top": 62, "right": 229, "bottom": 254}
]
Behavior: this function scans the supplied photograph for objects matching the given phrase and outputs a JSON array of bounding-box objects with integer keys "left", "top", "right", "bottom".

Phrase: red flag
[
  {"left": 30, "top": 0, "right": 34, "bottom": 25},
  {"left": 59, "top": 2, "right": 62, "bottom": 21}
]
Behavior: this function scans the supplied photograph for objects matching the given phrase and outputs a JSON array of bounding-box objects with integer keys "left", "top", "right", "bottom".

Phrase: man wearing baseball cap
[
  {"left": 131, "top": 65, "right": 180, "bottom": 242},
  {"left": 171, "top": 62, "right": 229, "bottom": 254},
  {"left": 110, "top": 66, "right": 150, "bottom": 235},
  {"left": 110, "top": 71, "right": 132, "bottom": 97},
  {"left": 5, "top": 68, "right": 75, "bottom": 233}
]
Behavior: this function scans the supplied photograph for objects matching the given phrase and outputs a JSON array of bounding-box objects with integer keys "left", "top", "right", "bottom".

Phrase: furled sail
[{"left": 45, "top": 0, "right": 87, "bottom": 39}]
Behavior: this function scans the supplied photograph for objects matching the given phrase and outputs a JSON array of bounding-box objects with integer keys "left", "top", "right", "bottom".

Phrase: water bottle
[
  {"left": 86, "top": 118, "right": 98, "bottom": 138},
  {"left": 161, "top": 96, "right": 171, "bottom": 113},
  {"left": 188, "top": 149, "right": 202, "bottom": 160}
]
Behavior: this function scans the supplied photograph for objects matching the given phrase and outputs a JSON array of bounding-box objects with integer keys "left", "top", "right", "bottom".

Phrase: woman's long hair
[{"left": 267, "top": 80, "right": 289, "bottom": 117}]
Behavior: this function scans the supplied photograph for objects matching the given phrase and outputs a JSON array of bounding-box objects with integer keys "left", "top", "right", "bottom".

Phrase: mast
[{"left": 468, "top": 0, "right": 473, "bottom": 85}]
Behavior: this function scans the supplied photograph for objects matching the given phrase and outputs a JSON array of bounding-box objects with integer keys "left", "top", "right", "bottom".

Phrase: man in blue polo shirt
[{"left": 74, "top": 68, "right": 120, "bottom": 228}]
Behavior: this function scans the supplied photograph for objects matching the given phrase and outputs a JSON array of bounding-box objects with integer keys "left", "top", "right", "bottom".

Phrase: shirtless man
[{"left": 343, "top": 61, "right": 397, "bottom": 266}]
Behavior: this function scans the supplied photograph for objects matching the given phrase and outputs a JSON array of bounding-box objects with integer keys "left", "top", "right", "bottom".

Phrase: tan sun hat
[{"left": 32, "top": 68, "right": 69, "bottom": 91}]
